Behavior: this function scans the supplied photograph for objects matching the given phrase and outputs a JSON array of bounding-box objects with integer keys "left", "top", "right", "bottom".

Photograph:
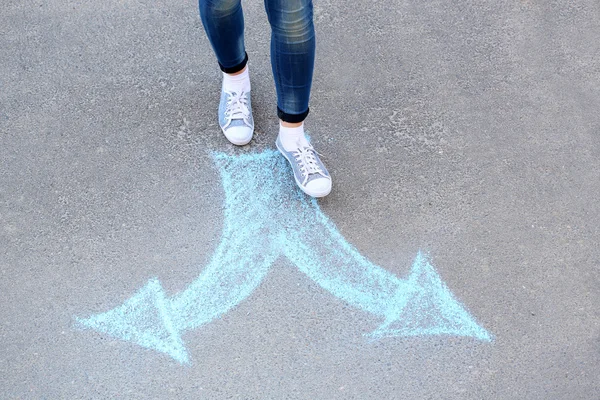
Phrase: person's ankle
[
  {"left": 222, "top": 65, "right": 250, "bottom": 93},
  {"left": 279, "top": 121, "right": 308, "bottom": 151},
  {"left": 280, "top": 120, "right": 302, "bottom": 128}
]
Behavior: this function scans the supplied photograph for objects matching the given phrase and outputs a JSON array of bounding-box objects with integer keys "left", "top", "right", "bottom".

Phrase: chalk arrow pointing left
[{"left": 75, "top": 150, "right": 492, "bottom": 364}]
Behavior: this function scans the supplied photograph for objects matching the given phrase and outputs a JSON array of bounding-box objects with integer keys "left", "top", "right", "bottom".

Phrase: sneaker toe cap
[
  {"left": 305, "top": 177, "right": 332, "bottom": 198},
  {"left": 224, "top": 126, "right": 253, "bottom": 145}
]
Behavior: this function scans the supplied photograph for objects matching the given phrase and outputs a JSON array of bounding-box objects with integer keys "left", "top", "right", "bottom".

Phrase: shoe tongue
[
  {"left": 296, "top": 136, "right": 311, "bottom": 149},
  {"left": 233, "top": 84, "right": 250, "bottom": 94}
]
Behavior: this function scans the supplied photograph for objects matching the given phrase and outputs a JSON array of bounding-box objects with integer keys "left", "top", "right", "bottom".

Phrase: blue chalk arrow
[{"left": 76, "top": 150, "right": 492, "bottom": 363}]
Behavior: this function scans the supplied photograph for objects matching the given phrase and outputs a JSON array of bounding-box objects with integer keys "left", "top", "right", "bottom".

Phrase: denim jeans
[{"left": 199, "top": 0, "right": 315, "bottom": 123}]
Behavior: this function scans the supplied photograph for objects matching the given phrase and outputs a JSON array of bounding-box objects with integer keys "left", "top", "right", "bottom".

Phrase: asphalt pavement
[{"left": 1, "top": 0, "right": 599, "bottom": 398}]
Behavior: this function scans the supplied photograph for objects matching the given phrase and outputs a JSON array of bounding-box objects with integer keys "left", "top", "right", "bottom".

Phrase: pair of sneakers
[{"left": 218, "top": 84, "right": 332, "bottom": 198}]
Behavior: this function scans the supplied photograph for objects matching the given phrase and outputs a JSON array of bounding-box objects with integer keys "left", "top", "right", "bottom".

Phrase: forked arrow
[{"left": 76, "top": 150, "right": 492, "bottom": 363}]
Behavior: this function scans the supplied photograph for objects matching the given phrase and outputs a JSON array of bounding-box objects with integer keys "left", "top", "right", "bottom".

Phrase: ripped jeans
[{"left": 199, "top": 0, "right": 315, "bottom": 123}]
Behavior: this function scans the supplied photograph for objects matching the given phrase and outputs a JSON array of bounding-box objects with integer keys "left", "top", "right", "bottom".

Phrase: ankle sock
[
  {"left": 222, "top": 66, "right": 251, "bottom": 94},
  {"left": 279, "top": 123, "right": 309, "bottom": 151}
]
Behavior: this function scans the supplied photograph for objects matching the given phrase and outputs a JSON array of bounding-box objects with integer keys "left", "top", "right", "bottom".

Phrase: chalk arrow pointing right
[{"left": 76, "top": 150, "right": 492, "bottom": 364}]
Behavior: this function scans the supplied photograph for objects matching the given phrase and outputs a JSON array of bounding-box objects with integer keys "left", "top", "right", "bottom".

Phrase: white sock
[
  {"left": 279, "top": 122, "right": 309, "bottom": 151},
  {"left": 222, "top": 66, "right": 251, "bottom": 93}
]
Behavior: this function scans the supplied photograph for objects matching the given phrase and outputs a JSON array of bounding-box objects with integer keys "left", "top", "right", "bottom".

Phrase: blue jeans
[{"left": 199, "top": 0, "right": 315, "bottom": 123}]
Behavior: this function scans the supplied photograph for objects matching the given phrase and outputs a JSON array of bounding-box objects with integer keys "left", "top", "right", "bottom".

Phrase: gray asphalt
[{"left": 1, "top": 0, "right": 599, "bottom": 398}]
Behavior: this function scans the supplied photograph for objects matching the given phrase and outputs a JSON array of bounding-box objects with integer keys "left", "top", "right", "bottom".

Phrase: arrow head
[
  {"left": 370, "top": 253, "right": 492, "bottom": 342},
  {"left": 74, "top": 278, "right": 189, "bottom": 364}
]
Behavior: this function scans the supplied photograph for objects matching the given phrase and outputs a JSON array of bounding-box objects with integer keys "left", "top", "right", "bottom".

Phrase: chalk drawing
[{"left": 75, "top": 150, "right": 492, "bottom": 363}]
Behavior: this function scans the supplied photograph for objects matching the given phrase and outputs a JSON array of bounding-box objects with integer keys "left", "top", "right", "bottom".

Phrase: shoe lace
[
  {"left": 293, "top": 145, "right": 326, "bottom": 184},
  {"left": 223, "top": 91, "right": 250, "bottom": 128}
]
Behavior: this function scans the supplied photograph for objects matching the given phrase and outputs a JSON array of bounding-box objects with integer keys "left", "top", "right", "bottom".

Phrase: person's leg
[
  {"left": 199, "top": 0, "right": 254, "bottom": 145},
  {"left": 264, "top": 0, "right": 314, "bottom": 124},
  {"left": 199, "top": 0, "right": 247, "bottom": 73},
  {"left": 265, "top": 0, "right": 331, "bottom": 197}
]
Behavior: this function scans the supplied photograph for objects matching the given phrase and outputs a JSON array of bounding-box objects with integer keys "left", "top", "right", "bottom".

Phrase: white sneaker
[
  {"left": 218, "top": 89, "right": 254, "bottom": 145},
  {"left": 275, "top": 135, "right": 332, "bottom": 197}
]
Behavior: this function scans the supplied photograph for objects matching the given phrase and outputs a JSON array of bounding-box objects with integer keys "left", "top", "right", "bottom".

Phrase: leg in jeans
[
  {"left": 199, "top": 0, "right": 247, "bottom": 73},
  {"left": 265, "top": 0, "right": 331, "bottom": 197},
  {"left": 264, "top": 0, "right": 315, "bottom": 123},
  {"left": 199, "top": 0, "right": 254, "bottom": 145}
]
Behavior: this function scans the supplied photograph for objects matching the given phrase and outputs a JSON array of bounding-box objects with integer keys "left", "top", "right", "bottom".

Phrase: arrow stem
[
  {"left": 282, "top": 198, "right": 414, "bottom": 318},
  {"left": 169, "top": 234, "right": 278, "bottom": 332}
]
